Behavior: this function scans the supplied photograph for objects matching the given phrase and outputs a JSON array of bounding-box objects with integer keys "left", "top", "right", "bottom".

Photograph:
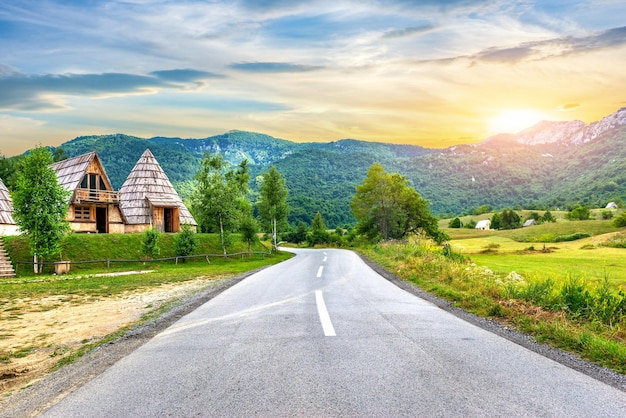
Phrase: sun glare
[{"left": 488, "top": 110, "right": 547, "bottom": 135}]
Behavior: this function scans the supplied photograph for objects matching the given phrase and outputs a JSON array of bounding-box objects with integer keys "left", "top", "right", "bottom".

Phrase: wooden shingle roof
[
  {"left": 50, "top": 152, "right": 115, "bottom": 198},
  {"left": 119, "top": 149, "right": 196, "bottom": 226},
  {"left": 0, "top": 177, "right": 15, "bottom": 225}
]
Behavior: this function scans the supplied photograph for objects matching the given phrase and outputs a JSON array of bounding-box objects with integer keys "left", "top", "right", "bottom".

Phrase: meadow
[{"left": 443, "top": 212, "right": 626, "bottom": 287}]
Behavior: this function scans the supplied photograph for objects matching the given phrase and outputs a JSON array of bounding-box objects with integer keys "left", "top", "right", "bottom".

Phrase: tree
[
  {"left": 448, "top": 217, "right": 462, "bottom": 228},
  {"left": 193, "top": 153, "right": 241, "bottom": 255},
  {"left": 142, "top": 228, "right": 161, "bottom": 259},
  {"left": 174, "top": 224, "right": 197, "bottom": 262},
  {"left": 52, "top": 147, "right": 69, "bottom": 162},
  {"left": 308, "top": 211, "right": 330, "bottom": 246},
  {"left": 473, "top": 205, "right": 492, "bottom": 215},
  {"left": 350, "top": 163, "right": 444, "bottom": 243},
  {"left": 541, "top": 210, "right": 556, "bottom": 223},
  {"left": 614, "top": 212, "right": 626, "bottom": 228},
  {"left": 257, "top": 166, "right": 289, "bottom": 251},
  {"left": 490, "top": 212, "right": 501, "bottom": 230},
  {"left": 566, "top": 205, "right": 591, "bottom": 221},
  {"left": 240, "top": 216, "right": 259, "bottom": 253},
  {"left": 500, "top": 209, "right": 521, "bottom": 229},
  {"left": 11, "top": 147, "right": 70, "bottom": 273},
  {"left": 0, "top": 153, "right": 20, "bottom": 190}
]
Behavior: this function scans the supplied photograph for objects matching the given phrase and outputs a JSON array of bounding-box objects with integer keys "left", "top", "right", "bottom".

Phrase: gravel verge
[{"left": 0, "top": 270, "right": 259, "bottom": 418}]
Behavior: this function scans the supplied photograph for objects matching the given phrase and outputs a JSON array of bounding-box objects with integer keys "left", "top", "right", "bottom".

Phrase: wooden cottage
[
  {"left": 0, "top": 177, "right": 19, "bottom": 236},
  {"left": 119, "top": 149, "right": 196, "bottom": 233},
  {"left": 51, "top": 152, "right": 125, "bottom": 233}
]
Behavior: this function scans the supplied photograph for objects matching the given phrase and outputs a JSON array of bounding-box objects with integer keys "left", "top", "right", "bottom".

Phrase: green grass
[
  {"left": 0, "top": 254, "right": 291, "bottom": 300},
  {"left": 446, "top": 223, "right": 626, "bottom": 287},
  {"left": 3, "top": 233, "right": 270, "bottom": 277}
]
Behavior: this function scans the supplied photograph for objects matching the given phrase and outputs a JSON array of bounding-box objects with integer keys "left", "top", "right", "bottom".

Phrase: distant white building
[
  {"left": 475, "top": 220, "right": 491, "bottom": 230},
  {"left": 606, "top": 202, "right": 618, "bottom": 209},
  {"left": 523, "top": 219, "right": 537, "bottom": 227}
]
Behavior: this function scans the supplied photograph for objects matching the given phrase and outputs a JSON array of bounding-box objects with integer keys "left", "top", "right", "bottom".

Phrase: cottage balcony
[{"left": 74, "top": 188, "right": 119, "bottom": 203}]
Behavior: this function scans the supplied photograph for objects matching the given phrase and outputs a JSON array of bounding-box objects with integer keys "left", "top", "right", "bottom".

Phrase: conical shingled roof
[
  {"left": 119, "top": 149, "right": 196, "bottom": 226},
  {"left": 0, "top": 177, "right": 15, "bottom": 225}
]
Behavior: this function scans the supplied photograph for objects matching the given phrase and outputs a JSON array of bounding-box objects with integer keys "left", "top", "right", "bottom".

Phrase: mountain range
[{"left": 55, "top": 108, "right": 626, "bottom": 227}]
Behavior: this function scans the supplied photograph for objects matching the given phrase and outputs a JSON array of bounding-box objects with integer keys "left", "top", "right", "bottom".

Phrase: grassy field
[{"left": 442, "top": 215, "right": 626, "bottom": 287}]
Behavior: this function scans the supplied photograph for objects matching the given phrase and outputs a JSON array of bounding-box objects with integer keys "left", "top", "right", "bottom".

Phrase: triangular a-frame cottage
[
  {"left": 0, "top": 177, "right": 19, "bottom": 236},
  {"left": 119, "top": 149, "right": 196, "bottom": 233},
  {"left": 51, "top": 152, "right": 125, "bottom": 233}
]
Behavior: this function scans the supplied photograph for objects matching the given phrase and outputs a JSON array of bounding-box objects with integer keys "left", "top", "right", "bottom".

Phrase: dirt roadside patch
[{"left": 0, "top": 270, "right": 256, "bottom": 418}]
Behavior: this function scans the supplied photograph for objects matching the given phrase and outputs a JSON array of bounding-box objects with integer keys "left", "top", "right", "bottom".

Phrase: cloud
[
  {"left": 150, "top": 69, "right": 224, "bottom": 83},
  {"left": 556, "top": 103, "right": 580, "bottom": 111},
  {"left": 230, "top": 62, "right": 324, "bottom": 73},
  {"left": 0, "top": 69, "right": 223, "bottom": 111},
  {"left": 473, "top": 25, "right": 626, "bottom": 63},
  {"left": 382, "top": 24, "right": 436, "bottom": 39}
]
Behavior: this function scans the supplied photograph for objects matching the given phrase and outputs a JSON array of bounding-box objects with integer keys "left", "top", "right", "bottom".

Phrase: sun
[{"left": 488, "top": 110, "right": 547, "bottom": 135}]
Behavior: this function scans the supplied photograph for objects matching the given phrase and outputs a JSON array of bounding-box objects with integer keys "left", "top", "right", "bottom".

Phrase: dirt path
[{"left": 0, "top": 274, "right": 228, "bottom": 398}]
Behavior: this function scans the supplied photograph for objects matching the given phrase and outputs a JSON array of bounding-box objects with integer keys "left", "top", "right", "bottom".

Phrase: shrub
[
  {"left": 566, "top": 205, "right": 591, "bottom": 221},
  {"left": 448, "top": 217, "right": 462, "bottom": 228},
  {"left": 174, "top": 225, "right": 197, "bottom": 260},
  {"left": 141, "top": 228, "right": 161, "bottom": 259},
  {"left": 560, "top": 276, "right": 592, "bottom": 317},
  {"left": 554, "top": 232, "right": 590, "bottom": 242},
  {"left": 614, "top": 212, "right": 626, "bottom": 228},
  {"left": 601, "top": 210, "right": 614, "bottom": 220}
]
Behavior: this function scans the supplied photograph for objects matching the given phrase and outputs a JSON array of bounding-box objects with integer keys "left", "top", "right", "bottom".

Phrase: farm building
[
  {"left": 475, "top": 220, "right": 491, "bottom": 230},
  {"left": 606, "top": 202, "right": 618, "bottom": 209},
  {"left": 523, "top": 219, "right": 537, "bottom": 227},
  {"left": 119, "top": 149, "right": 196, "bottom": 233},
  {"left": 51, "top": 152, "right": 125, "bottom": 234},
  {"left": 0, "top": 177, "right": 19, "bottom": 236}
]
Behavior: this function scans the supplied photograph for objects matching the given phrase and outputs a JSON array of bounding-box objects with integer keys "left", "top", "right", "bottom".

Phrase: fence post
[{"left": 107, "top": 259, "right": 110, "bottom": 270}]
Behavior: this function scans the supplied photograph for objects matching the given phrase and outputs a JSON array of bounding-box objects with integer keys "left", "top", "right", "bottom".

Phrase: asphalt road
[{"left": 42, "top": 248, "right": 626, "bottom": 417}]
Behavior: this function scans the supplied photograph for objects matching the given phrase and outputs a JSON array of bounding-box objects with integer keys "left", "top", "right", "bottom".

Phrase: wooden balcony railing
[{"left": 74, "top": 188, "right": 119, "bottom": 203}]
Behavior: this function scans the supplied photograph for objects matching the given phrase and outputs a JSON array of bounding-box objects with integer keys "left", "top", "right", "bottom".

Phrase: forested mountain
[{"left": 41, "top": 108, "right": 626, "bottom": 227}]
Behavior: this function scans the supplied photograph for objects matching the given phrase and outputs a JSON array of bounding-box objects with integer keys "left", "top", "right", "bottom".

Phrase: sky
[{"left": 1, "top": 0, "right": 626, "bottom": 156}]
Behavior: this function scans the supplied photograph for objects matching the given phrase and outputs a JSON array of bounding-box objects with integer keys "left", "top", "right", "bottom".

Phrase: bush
[
  {"left": 174, "top": 225, "right": 197, "bottom": 260},
  {"left": 141, "top": 228, "right": 161, "bottom": 259},
  {"left": 448, "top": 217, "right": 462, "bottom": 228},
  {"left": 566, "top": 205, "right": 591, "bottom": 221},
  {"left": 614, "top": 212, "right": 626, "bottom": 228},
  {"left": 463, "top": 219, "right": 477, "bottom": 229},
  {"left": 554, "top": 232, "right": 591, "bottom": 242},
  {"left": 601, "top": 210, "right": 614, "bottom": 220}
]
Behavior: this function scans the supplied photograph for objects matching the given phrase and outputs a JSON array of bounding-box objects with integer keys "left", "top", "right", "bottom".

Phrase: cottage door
[
  {"left": 96, "top": 207, "right": 107, "bottom": 233},
  {"left": 164, "top": 208, "right": 173, "bottom": 233}
]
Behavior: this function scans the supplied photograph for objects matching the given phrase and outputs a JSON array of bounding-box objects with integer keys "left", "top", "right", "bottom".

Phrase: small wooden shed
[
  {"left": 119, "top": 149, "right": 196, "bottom": 233},
  {"left": 523, "top": 219, "right": 537, "bottom": 227},
  {"left": 51, "top": 152, "right": 125, "bottom": 233},
  {"left": 0, "top": 177, "right": 19, "bottom": 236}
]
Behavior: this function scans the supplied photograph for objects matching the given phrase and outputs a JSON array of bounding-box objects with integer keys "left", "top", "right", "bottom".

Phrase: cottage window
[{"left": 75, "top": 206, "right": 91, "bottom": 220}]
